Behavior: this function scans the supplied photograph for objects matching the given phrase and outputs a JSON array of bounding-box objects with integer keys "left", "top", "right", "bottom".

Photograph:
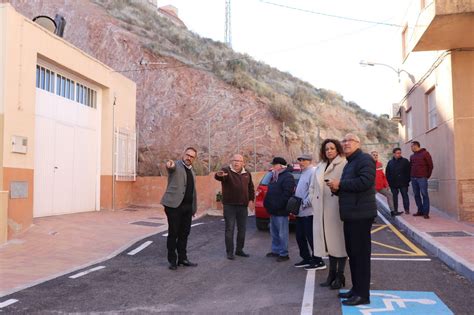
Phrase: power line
[{"left": 259, "top": 0, "right": 403, "bottom": 28}]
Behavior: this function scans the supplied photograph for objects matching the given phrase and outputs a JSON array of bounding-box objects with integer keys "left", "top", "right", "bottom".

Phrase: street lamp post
[{"left": 359, "top": 60, "right": 415, "bottom": 83}]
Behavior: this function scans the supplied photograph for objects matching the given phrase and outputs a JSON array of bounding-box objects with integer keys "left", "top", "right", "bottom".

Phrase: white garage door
[{"left": 33, "top": 69, "right": 100, "bottom": 218}]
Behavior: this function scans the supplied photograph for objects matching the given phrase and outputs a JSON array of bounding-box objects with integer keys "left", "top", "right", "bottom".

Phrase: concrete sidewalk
[
  {"left": 376, "top": 193, "right": 474, "bottom": 282},
  {"left": 0, "top": 206, "right": 170, "bottom": 297}
]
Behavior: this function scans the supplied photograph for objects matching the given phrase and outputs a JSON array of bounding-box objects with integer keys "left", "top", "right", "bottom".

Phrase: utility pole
[
  {"left": 224, "top": 0, "right": 232, "bottom": 47},
  {"left": 253, "top": 118, "right": 257, "bottom": 172}
]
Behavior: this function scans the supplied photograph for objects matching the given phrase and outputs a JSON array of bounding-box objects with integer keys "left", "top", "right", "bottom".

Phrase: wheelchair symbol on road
[{"left": 341, "top": 290, "right": 453, "bottom": 315}]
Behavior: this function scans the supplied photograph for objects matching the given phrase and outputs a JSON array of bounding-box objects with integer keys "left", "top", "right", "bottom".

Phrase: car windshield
[{"left": 260, "top": 170, "right": 301, "bottom": 186}]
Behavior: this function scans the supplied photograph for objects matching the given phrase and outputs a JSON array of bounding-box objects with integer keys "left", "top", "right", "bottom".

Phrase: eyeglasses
[{"left": 341, "top": 139, "right": 359, "bottom": 144}]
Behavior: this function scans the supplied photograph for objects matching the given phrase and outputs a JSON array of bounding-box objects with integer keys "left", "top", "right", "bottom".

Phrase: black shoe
[
  {"left": 178, "top": 259, "right": 198, "bottom": 267},
  {"left": 423, "top": 214, "right": 430, "bottom": 219},
  {"left": 276, "top": 255, "right": 290, "bottom": 262},
  {"left": 227, "top": 253, "right": 235, "bottom": 260},
  {"left": 235, "top": 251, "right": 250, "bottom": 257},
  {"left": 294, "top": 260, "right": 311, "bottom": 268},
  {"left": 404, "top": 210, "right": 410, "bottom": 214},
  {"left": 266, "top": 252, "right": 279, "bottom": 257},
  {"left": 413, "top": 212, "right": 423, "bottom": 216},
  {"left": 304, "top": 260, "right": 326, "bottom": 271},
  {"left": 391, "top": 211, "right": 403, "bottom": 216},
  {"left": 330, "top": 275, "right": 345, "bottom": 290},
  {"left": 338, "top": 290, "right": 353, "bottom": 299},
  {"left": 168, "top": 263, "right": 177, "bottom": 270},
  {"left": 341, "top": 295, "right": 370, "bottom": 306}
]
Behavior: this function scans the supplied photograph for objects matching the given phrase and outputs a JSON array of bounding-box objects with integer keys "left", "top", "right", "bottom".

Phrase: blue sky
[{"left": 159, "top": 0, "right": 414, "bottom": 115}]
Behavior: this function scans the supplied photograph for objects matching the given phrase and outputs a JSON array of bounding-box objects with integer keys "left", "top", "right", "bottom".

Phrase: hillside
[{"left": 9, "top": 0, "right": 397, "bottom": 175}]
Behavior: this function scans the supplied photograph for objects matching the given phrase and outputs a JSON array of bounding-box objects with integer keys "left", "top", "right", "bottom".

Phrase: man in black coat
[
  {"left": 264, "top": 157, "right": 296, "bottom": 262},
  {"left": 327, "top": 133, "right": 376, "bottom": 306},
  {"left": 386, "top": 147, "right": 411, "bottom": 214}
]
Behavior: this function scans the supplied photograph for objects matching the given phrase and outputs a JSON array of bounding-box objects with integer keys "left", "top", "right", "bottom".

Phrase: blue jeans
[
  {"left": 270, "top": 215, "right": 289, "bottom": 257},
  {"left": 411, "top": 177, "right": 430, "bottom": 215}
]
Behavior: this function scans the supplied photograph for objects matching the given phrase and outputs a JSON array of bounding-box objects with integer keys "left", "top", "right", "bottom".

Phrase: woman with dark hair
[{"left": 309, "top": 139, "right": 348, "bottom": 289}]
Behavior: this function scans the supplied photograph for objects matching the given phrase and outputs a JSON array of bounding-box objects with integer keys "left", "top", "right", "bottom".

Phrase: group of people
[{"left": 158, "top": 135, "right": 433, "bottom": 307}]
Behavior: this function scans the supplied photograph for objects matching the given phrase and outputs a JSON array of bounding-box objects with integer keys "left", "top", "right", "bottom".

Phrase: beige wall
[{"left": 0, "top": 4, "right": 136, "bottom": 236}]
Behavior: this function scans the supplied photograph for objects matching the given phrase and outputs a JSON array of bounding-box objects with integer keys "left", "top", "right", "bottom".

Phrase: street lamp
[{"left": 359, "top": 60, "right": 415, "bottom": 83}]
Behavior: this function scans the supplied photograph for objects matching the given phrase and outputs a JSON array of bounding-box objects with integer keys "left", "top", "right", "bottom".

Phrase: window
[
  {"left": 36, "top": 65, "right": 54, "bottom": 93},
  {"left": 406, "top": 109, "right": 413, "bottom": 140},
  {"left": 115, "top": 128, "right": 137, "bottom": 181},
  {"left": 36, "top": 66, "right": 40, "bottom": 88},
  {"left": 426, "top": 88, "right": 437, "bottom": 130}
]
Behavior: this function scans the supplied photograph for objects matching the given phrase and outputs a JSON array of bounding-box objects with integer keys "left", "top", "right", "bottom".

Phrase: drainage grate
[
  {"left": 427, "top": 231, "right": 472, "bottom": 237},
  {"left": 130, "top": 221, "right": 164, "bottom": 227}
]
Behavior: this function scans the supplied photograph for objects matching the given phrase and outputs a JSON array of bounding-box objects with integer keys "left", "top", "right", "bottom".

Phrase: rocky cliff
[{"left": 9, "top": 0, "right": 397, "bottom": 175}]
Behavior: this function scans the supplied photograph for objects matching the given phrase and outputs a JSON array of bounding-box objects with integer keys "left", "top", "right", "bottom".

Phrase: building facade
[
  {"left": 0, "top": 3, "right": 137, "bottom": 241},
  {"left": 395, "top": 0, "right": 474, "bottom": 221}
]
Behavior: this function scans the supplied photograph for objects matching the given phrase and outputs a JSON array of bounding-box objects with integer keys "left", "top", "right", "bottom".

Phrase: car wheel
[{"left": 256, "top": 219, "right": 269, "bottom": 231}]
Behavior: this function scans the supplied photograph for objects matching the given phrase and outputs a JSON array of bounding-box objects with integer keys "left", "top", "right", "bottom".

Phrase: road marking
[
  {"left": 0, "top": 299, "right": 18, "bottom": 308},
  {"left": 69, "top": 266, "right": 106, "bottom": 279},
  {"left": 163, "top": 222, "right": 205, "bottom": 237},
  {"left": 372, "top": 241, "right": 416, "bottom": 255},
  {"left": 371, "top": 258, "right": 431, "bottom": 261},
  {"left": 127, "top": 241, "right": 153, "bottom": 256},
  {"left": 300, "top": 269, "right": 315, "bottom": 315},
  {"left": 376, "top": 211, "right": 427, "bottom": 256}
]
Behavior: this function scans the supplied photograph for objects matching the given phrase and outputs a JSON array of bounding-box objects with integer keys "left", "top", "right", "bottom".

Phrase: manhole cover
[
  {"left": 130, "top": 221, "right": 164, "bottom": 227},
  {"left": 427, "top": 231, "right": 472, "bottom": 237}
]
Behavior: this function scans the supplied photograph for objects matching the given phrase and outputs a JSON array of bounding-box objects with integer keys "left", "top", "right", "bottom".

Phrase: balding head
[
  {"left": 342, "top": 133, "right": 361, "bottom": 157},
  {"left": 231, "top": 154, "right": 245, "bottom": 173}
]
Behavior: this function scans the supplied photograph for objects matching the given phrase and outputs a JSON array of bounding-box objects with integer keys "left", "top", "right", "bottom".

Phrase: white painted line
[
  {"left": 371, "top": 258, "right": 431, "bottom": 261},
  {"left": 0, "top": 299, "right": 18, "bottom": 308},
  {"left": 127, "top": 241, "right": 153, "bottom": 256},
  {"left": 68, "top": 266, "right": 106, "bottom": 279},
  {"left": 300, "top": 269, "right": 315, "bottom": 315},
  {"left": 163, "top": 222, "right": 205, "bottom": 237}
]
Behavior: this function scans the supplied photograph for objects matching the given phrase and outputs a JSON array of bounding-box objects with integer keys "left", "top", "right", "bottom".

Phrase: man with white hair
[{"left": 327, "top": 133, "right": 376, "bottom": 306}]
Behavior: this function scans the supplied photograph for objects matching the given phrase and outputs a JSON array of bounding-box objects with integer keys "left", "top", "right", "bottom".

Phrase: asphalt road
[{"left": 1, "top": 214, "right": 473, "bottom": 314}]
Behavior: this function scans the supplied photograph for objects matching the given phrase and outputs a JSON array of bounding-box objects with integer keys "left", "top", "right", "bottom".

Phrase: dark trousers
[
  {"left": 165, "top": 205, "right": 193, "bottom": 264},
  {"left": 295, "top": 216, "right": 318, "bottom": 262},
  {"left": 390, "top": 186, "right": 410, "bottom": 212},
  {"left": 223, "top": 204, "right": 248, "bottom": 254},
  {"left": 343, "top": 218, "right": 373, "bottom": 299}
]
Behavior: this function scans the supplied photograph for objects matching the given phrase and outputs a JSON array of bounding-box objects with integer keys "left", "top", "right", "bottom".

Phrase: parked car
[{"left": 254, "top": 164, "right": 302, "bottom": 231}]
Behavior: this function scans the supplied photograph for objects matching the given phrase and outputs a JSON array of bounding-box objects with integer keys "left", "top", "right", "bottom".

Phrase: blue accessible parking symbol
[{"left": 341, "top": 290, "right": 453, "bottom": 315}]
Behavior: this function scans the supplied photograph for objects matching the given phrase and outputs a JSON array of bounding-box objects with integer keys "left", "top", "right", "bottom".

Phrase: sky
[{"left": 157, "top": 0, "right": 414, "bottom": 116}]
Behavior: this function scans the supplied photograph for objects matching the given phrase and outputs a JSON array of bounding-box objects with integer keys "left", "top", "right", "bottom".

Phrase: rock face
[{"left": 10, "top": 0, "right": 397, "bottom": 175}]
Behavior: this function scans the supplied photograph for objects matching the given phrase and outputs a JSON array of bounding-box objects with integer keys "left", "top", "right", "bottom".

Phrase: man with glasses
[
  {"left": 215, "top": 154, "right": 255, "bottom": 260},
  {"left": 327, "top": 134, "right": 376, "bottom": 306},
  {"left": 161, "top": 147, "right": 199, "bottom": 270}
]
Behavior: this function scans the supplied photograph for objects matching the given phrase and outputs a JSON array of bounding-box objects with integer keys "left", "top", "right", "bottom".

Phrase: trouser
[
  {"left": 270, "top": 215, "right": 289, "bottom": 257},
  {"left": 295, "top": 216, "right": 320, "bottom": 263},
  {"left": 411, "top": 177, "right": 430, "bottom": 215},
  {"left": 343, "top": 218, "right": 373, "bottom": 299},
  {"left": 165, "top": 205, "right": 193, "bottom": 264},
  {"left": 223, "top": 204, "right": 248, "bottom": 254},
  {"left": 390, "top": 186, "right": 410, "bottom": 212},
  {"left": 377, "top": 188, "right": 395, "bottom": 212}
]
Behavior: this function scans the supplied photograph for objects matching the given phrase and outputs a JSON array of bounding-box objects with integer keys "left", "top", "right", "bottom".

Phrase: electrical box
[{"left": 11, "top": 136, "right": 28, "bottom": 154}]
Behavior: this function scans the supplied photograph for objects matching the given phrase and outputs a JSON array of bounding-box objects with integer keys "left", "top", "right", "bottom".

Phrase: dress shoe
[
  {"left": 178, "top": 260, "right": 198, "bottom": 267},
  {"left": 266, "top": 252, "right": 279, "bottom": 257},
  {"left": 391, "top": 211, "right": 403, "bottom": 216},
  {"left": 227, "top": 253, "right": 235, "bottom": 260},
  {"left": 337, "top": 290, "right": 353, "bottom": 299},
  {"left": 404, "top": 209, "right": 410, "bottom": 214},
  {"left": 168, "top": 264, "right": 177, "bottom": 270},
  {"left": 276, "top": 255, "right": 290, "bottom": 262},
  {"left": 413, "top": 212, "right": 424, "bottom": 216},
  {"left": 423, "top": 214, "right": 430, "bottom": 219},
  {"left": 341, "top": 295, "right": 370, "bottom": 306},
  {"left": 235, "top": 251, "right": 250, "bottom": 257}
]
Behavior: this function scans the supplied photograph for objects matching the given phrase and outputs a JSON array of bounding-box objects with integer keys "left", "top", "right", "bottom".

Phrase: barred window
[{"left": 115, "top": 127, "right": 137, "bottom": 181}]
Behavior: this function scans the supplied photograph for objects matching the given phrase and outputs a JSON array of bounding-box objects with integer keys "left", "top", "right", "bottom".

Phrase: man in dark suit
[
  {"left": 327, "top": 134, "right": 376, "bottom": 306},
  {"left": 386, "top": 147, "right": 411, "bottom": 214},
  {"left": 161, "top": 147, "right": 198, "bottom": 270}
]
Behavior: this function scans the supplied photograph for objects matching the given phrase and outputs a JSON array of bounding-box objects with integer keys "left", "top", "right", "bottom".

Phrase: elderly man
[
  {"left": 215, "top": 154, "right": 255, "bottom": 260},
  {"left": 161, "top": 147, "right": 199, "bottom": 270},
  {"left": 327, "top": 134, "right": 376, "bottom": 306},
  {"left": 264, "top": 157, "right": 296, "bottom": 262}
]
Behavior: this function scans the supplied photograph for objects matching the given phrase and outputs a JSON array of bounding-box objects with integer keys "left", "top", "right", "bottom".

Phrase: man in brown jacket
[{"left": 215, "top": 154, "right": 255, "bottom": 260}]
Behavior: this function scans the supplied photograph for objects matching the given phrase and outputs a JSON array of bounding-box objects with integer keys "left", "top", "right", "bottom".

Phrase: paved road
[{"left": 1, "top": 214, "right": 473, "bottom": 314}]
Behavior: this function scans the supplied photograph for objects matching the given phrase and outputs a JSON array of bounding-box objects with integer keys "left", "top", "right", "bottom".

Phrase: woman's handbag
[{"left": 286, "top": 196, "right": 302, "bottom": 215}]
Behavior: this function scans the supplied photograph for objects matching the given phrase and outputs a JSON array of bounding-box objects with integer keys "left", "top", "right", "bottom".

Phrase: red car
[{"left": 254, "top": 164, "right": 302, "bottom": 231}]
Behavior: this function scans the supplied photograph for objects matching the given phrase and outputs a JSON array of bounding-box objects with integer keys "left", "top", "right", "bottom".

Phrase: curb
[{"left": 376, "top": 195, "right": 474, "bottom": 282}]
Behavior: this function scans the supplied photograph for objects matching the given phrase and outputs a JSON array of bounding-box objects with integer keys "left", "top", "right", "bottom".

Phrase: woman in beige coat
[{"left": 309, "top": 139, "right": 347, "bottom": 289}]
